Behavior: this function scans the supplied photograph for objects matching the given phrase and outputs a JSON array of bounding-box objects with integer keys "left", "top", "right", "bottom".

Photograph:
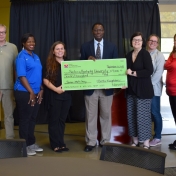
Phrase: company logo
[{"left": 64, "top": 64, "right": 68, "bottom": 68}]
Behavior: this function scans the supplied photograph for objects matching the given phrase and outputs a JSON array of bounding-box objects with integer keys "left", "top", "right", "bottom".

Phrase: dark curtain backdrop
[{"left": 10, "top": 0, "right": 160, "bottom": 123}]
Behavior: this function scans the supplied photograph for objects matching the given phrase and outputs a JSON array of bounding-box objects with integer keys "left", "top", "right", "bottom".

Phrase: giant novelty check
[{"left": 61, "top": 59, "right": 127, "bottom": 90}]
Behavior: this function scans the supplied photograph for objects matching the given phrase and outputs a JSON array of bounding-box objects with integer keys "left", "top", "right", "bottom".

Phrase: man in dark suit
[{"left": 80, "top": 22, "right": 118, "bottom": 152}]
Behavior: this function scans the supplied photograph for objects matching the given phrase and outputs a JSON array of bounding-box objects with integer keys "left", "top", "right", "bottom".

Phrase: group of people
[
  {"left": 0, "top": 22, "right": 176, "bottom": 156},
  {"left": 80, "top": 23, "right": 166, "bottom": 151},
  {"left": 126, "top": 32, "right": 165, "bottom": 149},
  {"left": 126, "top": 32, "right": 176, "bottom": 151},
  {"left": 14, "top": 36, "right": 71, "bottom": 156},
  {"left": 0, "top": 24, "right": 71, "bottom": 156}
]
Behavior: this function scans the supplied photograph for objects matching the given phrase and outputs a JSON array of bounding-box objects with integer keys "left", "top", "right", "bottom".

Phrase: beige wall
[{"left": 159, "top": 4, "right": 176, "bottom": 12}]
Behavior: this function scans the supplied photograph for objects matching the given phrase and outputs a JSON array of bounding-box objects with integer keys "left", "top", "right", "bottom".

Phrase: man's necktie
[{"left": 95, "top": 43, "right": 101, "bottom": 59}]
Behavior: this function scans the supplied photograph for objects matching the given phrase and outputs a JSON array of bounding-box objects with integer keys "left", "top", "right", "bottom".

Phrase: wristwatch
[{"left": 131, "top": 71, "right": 134, "bottom": 75}]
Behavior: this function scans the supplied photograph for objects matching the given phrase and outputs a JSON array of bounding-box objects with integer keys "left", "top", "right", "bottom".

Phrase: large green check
[{"left": 61, "top": 59, "right": 127, "bottom": 90}]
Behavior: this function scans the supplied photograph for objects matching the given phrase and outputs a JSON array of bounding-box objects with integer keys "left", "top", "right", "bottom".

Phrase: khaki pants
[
  {"left": 84, "top": 89, "right": 113, "bottom": 146},
  {"left": 0, "top": 90, "right": 15, "bottom": 139}
]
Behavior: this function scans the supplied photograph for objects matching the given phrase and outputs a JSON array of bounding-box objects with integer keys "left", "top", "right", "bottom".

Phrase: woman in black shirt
[
  {"left": 43, "top": 41, "right": 71, "bottom": 152},
  {"left": 126, "top": 32, "right": 154, "bottom": 149}
]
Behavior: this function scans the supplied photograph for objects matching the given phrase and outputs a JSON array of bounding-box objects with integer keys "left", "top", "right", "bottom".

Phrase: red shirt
[{"left": 164, "top": 54, "right": 176, "bottom": 96}]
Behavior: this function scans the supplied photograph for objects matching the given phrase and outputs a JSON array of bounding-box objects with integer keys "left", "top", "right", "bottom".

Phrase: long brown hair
[
  {"left": 45, "top": 41, "right": 66, "bottom": 84},
  {"left": 170, "top": 34, "right": 176, "bottom": 57}
]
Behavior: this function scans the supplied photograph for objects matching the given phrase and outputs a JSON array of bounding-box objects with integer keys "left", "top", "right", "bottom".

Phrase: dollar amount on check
[{"left": 61, "top": 59, "right": 127, "bottom": 90}]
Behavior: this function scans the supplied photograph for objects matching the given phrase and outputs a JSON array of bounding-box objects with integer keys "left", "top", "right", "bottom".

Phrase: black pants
[
  {"left": 14, "top": 91, "right": 40, "bottom": 146},
  {"left": 48, "top": 98, "right": 71, "bottom": 150},
  {"left": 169, "top": 96, "right": 176, "bottom": 124}
]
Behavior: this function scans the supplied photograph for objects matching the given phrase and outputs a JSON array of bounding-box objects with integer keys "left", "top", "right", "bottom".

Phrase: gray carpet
[{"left": 165, "top": 167, "right": 176, "bottom": 176}]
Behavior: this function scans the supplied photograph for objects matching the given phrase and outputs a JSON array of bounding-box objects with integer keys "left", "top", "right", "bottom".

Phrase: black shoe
[
  {"left": 99, "top": 144, "right": 103, "bottom": 148},
  {"left": 168, "top": 140, "right": 176, "bottom": 147},
  {"left": 84, "top": 145, "right": 95, "bottom": 152},
  {"left": 169, "top": 145, "right": 176, "bottom": 150}
]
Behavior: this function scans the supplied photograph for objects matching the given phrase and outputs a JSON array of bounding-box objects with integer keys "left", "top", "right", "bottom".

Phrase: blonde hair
[
  {"left": 147, "top": 34, "right": 160, "bottom": 50},
  {"left": 0, "top": 24, "right": 7, "bottom": 32}
]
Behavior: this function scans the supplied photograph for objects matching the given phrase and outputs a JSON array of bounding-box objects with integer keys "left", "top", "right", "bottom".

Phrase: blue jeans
[{"left": 151, "top": 96, "right": 162, "bottom": 139}]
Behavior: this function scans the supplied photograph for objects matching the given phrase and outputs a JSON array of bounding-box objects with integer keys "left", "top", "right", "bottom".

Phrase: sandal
[
  {"left": 61, "top": 147, "right": 69, "bottom": 152},
  {"left": 131, "top": 142, "right": 139, "bottom": 147},
  {"left": 143, "top": 145, "right": 150, "bottom": 149},
  {"left": 54, "top": 147, "right": 62, "bottom": 153}
]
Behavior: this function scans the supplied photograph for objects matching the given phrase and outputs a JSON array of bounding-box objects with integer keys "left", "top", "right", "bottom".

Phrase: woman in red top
[{"left": 164, "top": 34, "right": 176, "bottom": 150}]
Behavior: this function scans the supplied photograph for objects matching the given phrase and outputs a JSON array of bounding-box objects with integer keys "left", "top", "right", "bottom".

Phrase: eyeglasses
[
  {"left": 148, "top": 40, "right": 158, "bottom": 44},
  {"left": 132, "top": 39, "right": 142, "bottom": 42},
  {"left": 0, "top": 31, "right": 6, "bottom": 35},
  {"left": 93, "top": 29, "right": 104, "bottom": 32}
]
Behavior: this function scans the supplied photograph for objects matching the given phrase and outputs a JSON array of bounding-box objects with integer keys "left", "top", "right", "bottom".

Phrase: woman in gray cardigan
[{"left": 147, "top": 34, "right": 165, "bottom": 147}]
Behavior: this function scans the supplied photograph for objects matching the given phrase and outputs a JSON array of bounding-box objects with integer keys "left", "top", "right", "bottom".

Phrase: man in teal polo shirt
[{"left": 0, "top": 24, "right": 18, "bottom": 139}]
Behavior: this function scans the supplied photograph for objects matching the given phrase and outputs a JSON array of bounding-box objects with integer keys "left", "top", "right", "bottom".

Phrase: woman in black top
[
  {"left": 43, "top": 41, "right": 71, "bottom": 152},
  {"left": 126, "top": 32, "right": 154, "bottom": 149}
]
